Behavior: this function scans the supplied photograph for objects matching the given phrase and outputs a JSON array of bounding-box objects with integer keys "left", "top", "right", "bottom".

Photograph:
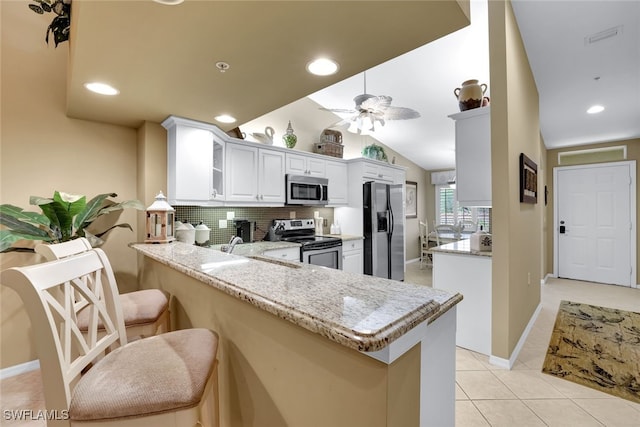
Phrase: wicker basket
[
  {"left": 321, "top": 129, "right": 343, "bottom": 145},
  {"left": 314, "top": 142, "right": 344, "bottom": 158}
]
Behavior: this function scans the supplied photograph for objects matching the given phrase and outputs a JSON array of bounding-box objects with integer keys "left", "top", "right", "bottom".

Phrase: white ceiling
[{"left": 306, "top": 0, "right": 640, "bottom": 171}]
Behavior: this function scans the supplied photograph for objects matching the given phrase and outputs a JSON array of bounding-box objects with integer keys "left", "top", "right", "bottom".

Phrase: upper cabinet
[
  {"left": 325, "top": 160, "right": 348, "bottom": 206},
  {"left": 226, "top": 142, "right": 285, "bottom": 204},
  {"left": 163, "top": 116, "right": 225, "bottom": 206},
  {"left": 163, "top": 115, "right": 350, "bottom": 207},
  {"left": 286, "top": 153, "right": 326, "bottom": 177},
  {"left": 449, "top": 106, "right": 491, "bottom": 207}
]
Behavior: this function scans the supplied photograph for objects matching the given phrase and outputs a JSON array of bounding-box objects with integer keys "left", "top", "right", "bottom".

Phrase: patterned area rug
[{"left": 542, "top": 300, "right": 640, "bottom": 403}]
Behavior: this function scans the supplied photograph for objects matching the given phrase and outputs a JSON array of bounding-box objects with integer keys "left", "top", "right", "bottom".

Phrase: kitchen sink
[{"left": 247, "top": 255, "right": 302, "bottom": 269}]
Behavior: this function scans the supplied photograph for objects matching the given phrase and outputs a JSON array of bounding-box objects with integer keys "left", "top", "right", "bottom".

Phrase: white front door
[{"left": 555, "top": 161, "right": 636, "bottom": 287}]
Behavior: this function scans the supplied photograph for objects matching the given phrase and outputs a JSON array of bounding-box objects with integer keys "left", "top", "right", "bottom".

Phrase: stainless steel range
[{"left": 271, "top": 219, "right": 342, "bottom": 270}]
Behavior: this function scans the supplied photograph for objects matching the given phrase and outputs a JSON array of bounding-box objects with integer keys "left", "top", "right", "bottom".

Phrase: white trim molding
[
  {"left": 489, "top": 303, "right": 542, "bottom": 369},
  {"left": 0, "top": 359, "right": 39, "bottom": 380}
]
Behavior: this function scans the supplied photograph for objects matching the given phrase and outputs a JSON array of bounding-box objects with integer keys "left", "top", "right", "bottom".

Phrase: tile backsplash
[{"left": 174, "top": 206, "right": 335, "bottom": 245}]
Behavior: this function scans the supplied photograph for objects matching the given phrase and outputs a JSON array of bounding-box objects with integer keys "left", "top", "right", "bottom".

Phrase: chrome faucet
[{"left": 222, "top": 235, "right": 243, "bottom": 253}]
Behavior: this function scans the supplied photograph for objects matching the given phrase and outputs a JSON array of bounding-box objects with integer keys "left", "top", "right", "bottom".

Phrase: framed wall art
[
  {"left": 519, "top": 153, "right": 538, "bottom": 204},
  {"left": 405, "top": 181, "right": 417, "bottom": 218}
]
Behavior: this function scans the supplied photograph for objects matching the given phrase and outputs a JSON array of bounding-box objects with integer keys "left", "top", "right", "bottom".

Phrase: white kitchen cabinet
[
  {"left": 325, "top": 160, "right": 349, "bottom": 205},
  {"left": 286, "top": 152, "right": 326, "bottom": 177},
  {"left": 432, "top": 250, "right": 492, "bottom": 355},
  {"left": 263, "top": 246, "right": 301, "bottom": 261},
  {"left": 362, "top": 162, "right": 395, "bottom": 183},
  {"left": 163, "top": 116, "right": 225, "bottom": 205},
  {"left": 341, "top": 239, "right": 363, "bottom": 274},
  {"left": 225, "top": 142, "right": 285, "bottom": 204},
  {"left": 449, "top": 106, "right": 491, "bottom": 206}
]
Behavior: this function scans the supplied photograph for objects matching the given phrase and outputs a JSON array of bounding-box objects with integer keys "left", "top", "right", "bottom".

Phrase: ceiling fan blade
[
  {"left": 383, "top": 106, "right": 421, "bottom": 120},
  {"left": 319, "top": 107, "right": 358, "bottom": 114},
  {"left": 360, "top": 95, "right": 392, "bottom": 112}
]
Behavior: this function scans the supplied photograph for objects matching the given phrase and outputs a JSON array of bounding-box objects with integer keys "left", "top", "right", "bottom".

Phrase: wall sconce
[{"left": 145, "top": 191, "right": 175, "bottom": 243}]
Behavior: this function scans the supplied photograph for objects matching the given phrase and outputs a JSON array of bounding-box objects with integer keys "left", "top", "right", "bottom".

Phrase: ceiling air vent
[{"left": 585, "top": 25, "right": 623, "bottom": 45}]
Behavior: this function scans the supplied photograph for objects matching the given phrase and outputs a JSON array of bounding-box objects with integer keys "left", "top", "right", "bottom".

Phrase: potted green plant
[
  {"left": 28, "top": 0, "right": 71, "bottom": 47},
  {"left": 0, "top": 191, "right": 144, "bottom": 252}
]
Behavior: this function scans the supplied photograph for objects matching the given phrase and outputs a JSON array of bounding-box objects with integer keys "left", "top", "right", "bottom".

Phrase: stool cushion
[
  {"left": 77, "top": 289, "right": 169, "bottom": 331},
  {"left": 69, "top": 328, "right": 218, "bottom": 421}
]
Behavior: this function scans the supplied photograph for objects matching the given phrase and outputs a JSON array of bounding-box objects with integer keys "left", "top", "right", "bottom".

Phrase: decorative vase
[
  {"left": 283, "top": 121, "right": 297, "bottom": 148},
  {"left": 454, "top": 79, "right": 487, "bottom": 111}
]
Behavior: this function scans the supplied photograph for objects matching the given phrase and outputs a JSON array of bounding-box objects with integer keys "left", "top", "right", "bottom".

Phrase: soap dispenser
[{"left": 470, "top": 226, "right": 492, "bottom": 252}]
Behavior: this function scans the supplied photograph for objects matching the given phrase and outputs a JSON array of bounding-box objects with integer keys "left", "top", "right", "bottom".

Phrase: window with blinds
[{"left": 435, "top": 185, "right": 491, "bottom": 232}]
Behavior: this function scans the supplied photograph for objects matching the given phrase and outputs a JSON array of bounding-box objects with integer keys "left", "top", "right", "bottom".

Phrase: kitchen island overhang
[{"left": 131, "top": 242, "right": 462, "bottom": 427}]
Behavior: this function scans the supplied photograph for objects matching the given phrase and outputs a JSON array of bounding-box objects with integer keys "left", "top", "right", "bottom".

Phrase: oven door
[{"left": 302, "top": 245, "right": 343, "bottom": 270}]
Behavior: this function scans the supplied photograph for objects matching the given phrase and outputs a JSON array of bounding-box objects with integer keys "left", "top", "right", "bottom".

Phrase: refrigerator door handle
[{"left": 388, "top": 207, "right": 394, "bottom": 236}]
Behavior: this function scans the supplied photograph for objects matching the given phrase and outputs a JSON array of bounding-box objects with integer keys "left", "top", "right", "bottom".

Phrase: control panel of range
[{"left": 272, "top": 218, "right": 315, "bottom": 232}]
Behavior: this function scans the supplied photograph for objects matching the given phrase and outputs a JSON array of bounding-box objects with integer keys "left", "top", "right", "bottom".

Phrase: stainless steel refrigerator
[{"left": 363, "top": 181, "right": 404, "bottom": 281}]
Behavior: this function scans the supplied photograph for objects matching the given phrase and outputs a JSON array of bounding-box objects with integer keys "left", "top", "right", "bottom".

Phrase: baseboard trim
[
  {"left": 0, "top": 359, "right": 40, "bottom": 380},
  {"left": 541, "top": 273, "right": 554, "bottom": 285},
  {"left": 489, "top": 302, "right": 542, "bottom": 370},
  {"left": 406, "top": 257, "right": 420, "bottom": 264}
]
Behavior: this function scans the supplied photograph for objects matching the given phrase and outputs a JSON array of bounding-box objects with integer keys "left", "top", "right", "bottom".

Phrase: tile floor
[{"left": 1, "top": 262, "right": 639, "bottom": 426}]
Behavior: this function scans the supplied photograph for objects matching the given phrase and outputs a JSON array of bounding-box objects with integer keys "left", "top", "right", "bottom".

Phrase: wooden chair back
[{"left": 1, "top": 249, "right": 127, "bottom": 415}]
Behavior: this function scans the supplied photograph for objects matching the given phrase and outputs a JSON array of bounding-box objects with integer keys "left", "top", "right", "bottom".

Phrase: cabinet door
[
  {"left": 363, "top": 162, "right": 393, "bottom": 183},
  {"left": 170, "top": 126, "right": 213, "bottom": 203},
  {"left": 286, "top": 153, "right": 325, "bottom": 177},
  {"left": 225, "top": 143, "right": 258, "bottom": 202},
  {"left": 452, "top": 107, "right": 491, "bottom": 206},
  {"left": 325, "top": 160, "right": 348, "bottom": 205},
  {"left": 258, "top": 149, "right": 285, "bottom": 203},
  {"left": 211, "top": 138, "right": 224, "bottom": 199},
  {"left": 342, "top": 239, "right": 363, "bottom": 274},
  {"left": 307, "top": 157, "right": 326, "bottom": 177}
]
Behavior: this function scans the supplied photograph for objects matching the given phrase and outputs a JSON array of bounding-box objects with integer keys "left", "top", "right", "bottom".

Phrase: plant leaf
[
  {"left": 0, "top": 230, "right": 54, "bottom": 253},
  {"left": 0, "top": 204, "right": 50, "bottom": 228},
  {"left": 54, "top": 191, "right": 86, "bottom": 219},
  {"left": 93, "top": 223, "right": 134, "bottom": 239},
  {"left": 0, "top": 212, "right": 51, "bottom": 239},
  {"left": 29, "top": 4, "right": 44, "bottom": 14},
  {"left": 73, "top": 193, "right": 117, "bottom": 230}
]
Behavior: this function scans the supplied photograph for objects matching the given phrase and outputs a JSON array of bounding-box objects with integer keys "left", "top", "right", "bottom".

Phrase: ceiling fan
[{"left": 320, "top": 71, "right": 421, "bottom": 135}]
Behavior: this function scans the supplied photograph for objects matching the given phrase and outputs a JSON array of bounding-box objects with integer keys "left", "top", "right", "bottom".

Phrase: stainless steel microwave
[{"left": 285, "top": 175, "right": 328, "bottom": 206}]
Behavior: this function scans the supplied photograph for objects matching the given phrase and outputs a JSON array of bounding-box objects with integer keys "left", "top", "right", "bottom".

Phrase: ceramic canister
[{"left": 454, "top": 79, "right": 488, "bottom": 111}]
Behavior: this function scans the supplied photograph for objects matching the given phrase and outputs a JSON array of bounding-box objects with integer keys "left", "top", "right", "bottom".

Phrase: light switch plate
[
  {"left": 226, "top": 211, "right": 235, "bottom": 220},
  {"left": 218, "top": 219, "right": 227, "bottom": 229},
  {"left": 289, "top": 211, "right": 296, "bottom": 219}
]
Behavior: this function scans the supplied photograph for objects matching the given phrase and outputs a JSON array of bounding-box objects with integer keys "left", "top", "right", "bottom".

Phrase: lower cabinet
[
  {"left": 263, "top": 247, "right": 301, "bottom": 261},
  {"left": 342, "top": 239, "right": 363, "bottom": 274}
]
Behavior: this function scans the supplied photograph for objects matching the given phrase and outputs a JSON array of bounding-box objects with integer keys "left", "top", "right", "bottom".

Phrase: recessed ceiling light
[
  {"left": 587, "top": 105, "right": 605, "bottom": 114},
  {"left": 215, "top": 114, "right": 236, "bottom": 124},
  {"left": 84, "top": 82, "right": 119, "bottom": 96},
  {"left": 153, "top": 0, "right": 184, "bottom": 5},
  {"left": 306, "top": 58, "right": 339, "bottom": 76}
]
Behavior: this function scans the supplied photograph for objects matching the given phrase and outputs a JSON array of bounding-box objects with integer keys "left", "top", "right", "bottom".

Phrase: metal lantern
[{"left": 145, "top": 191, "right": 175, "bottom": 243}]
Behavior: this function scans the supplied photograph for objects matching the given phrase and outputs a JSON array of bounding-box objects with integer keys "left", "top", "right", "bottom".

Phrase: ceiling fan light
[{"left": 347, "top": 119, "right": 359, "bottom": 134}]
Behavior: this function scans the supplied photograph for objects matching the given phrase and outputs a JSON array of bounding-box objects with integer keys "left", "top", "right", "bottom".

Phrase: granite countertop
[
  {"left": 430, "top": 239, "right": 492, "bottom": 257},
  {"left": 208, "top": 241, "right": 300, "bottom": 256},
  {"left": 130, "top": 242, "right": 462, "bottom": 353}
]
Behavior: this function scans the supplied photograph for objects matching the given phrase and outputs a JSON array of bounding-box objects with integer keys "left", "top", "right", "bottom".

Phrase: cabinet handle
[{"left": 260, "top": 195, "right": 264, "bottom": 200}]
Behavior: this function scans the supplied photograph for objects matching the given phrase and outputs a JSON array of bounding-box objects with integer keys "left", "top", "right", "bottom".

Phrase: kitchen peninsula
[
  {"left": 431, "top": 240, "right": 492, "bottom": 356},
  {"left": 132, "top": 242, "right": 462, "bottom": 427}
]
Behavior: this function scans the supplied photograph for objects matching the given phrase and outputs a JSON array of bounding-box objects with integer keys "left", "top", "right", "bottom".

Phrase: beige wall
[
  {"left": 242, "top": 97, "right": 429, "bottom": 261},
  {"left": 488, "top": 0, "right": 545, "bottom": 359},
  {"left": 545, "top": 139, "right": 640, "bottom": 280},
  {"left": 0, "top": 2, "right": 141, "bottom": 368}
]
